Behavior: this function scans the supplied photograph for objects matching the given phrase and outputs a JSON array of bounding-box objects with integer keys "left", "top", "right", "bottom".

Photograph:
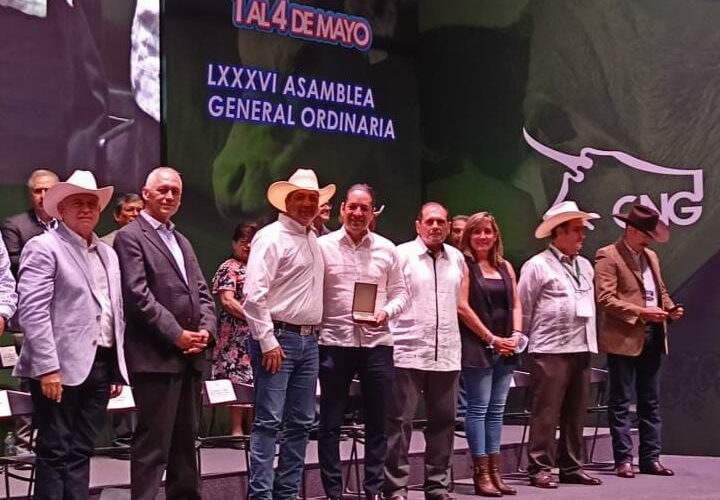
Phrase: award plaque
[{"left": 352, "top": 282, "right": 378, "bottom": 323}]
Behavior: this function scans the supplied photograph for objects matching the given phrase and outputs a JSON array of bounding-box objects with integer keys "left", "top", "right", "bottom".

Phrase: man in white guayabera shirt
[
  {"left": 243, "top": 168, "right": 335, "bottom": 500},
  {"left": 384, "top": 202, "right": 464, "bottom": 500},
  {"left": 317, "top": 184, "right": 408, "bottom": 500},
  {"left": 518, "top": 201, "right": 602, "bottom": 489}
]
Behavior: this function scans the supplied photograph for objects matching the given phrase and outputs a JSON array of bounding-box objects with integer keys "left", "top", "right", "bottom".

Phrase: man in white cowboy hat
[
  {"left": 316, "top": 184, "right": 408, "bottom": 500},
  {"left": 13, "top": 170, "right": 128, "bottom": 499},
  {"left": 595, "top": 203, "right": 683, "bottom": 479},
  {"left": 243, "top": 167, "right": 335, "bottom": 500},
  {"left": 114, "top": 167, "right": 216, "bottom": 500},
  {"left": 518, "top": 200, "right": 602, "bottom": 489}
]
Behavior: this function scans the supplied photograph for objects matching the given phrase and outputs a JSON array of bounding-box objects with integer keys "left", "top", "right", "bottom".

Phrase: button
[{"left": 92, "top": 340, "right": 97, "bottom": 346}]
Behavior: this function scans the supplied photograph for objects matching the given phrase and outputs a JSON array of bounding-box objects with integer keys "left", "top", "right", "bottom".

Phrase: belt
[{"left": 273, "top": 321, "right": 317, "bottom": 336}]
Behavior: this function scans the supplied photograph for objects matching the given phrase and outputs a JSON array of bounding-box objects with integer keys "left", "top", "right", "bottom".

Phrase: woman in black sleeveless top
[{"left": 457, "top": 212, "right": 525, "bottom": 497}]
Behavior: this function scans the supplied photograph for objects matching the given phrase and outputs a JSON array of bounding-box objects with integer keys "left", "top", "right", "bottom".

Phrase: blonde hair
[{"left": 459, "top": 211, "right": 505, "bottom": 268}]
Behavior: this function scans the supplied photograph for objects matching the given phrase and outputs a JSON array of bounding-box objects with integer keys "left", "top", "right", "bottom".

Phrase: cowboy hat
[
  {"left": 613, "top": 203, "right": 669, "bottom": 243},
  {"left": 44, "top": 170, "right": 114, "bottom": 220},
  {"left": 534, "top": 200, "right": 600, "bottom": 239},
  {"left": 267, "top": 168, "right": 335, "bottom": 212}
]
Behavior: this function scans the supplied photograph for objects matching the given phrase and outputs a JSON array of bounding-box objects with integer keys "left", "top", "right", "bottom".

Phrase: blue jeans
[
  {"left": 607, "top": 324, "right": 663, "bottom": 466},
  {"left": 462, "top": 357, "right": 515, "bottom": 456},
  {"left": 248, "top": 330, "right": 319, "bottom": 500}
]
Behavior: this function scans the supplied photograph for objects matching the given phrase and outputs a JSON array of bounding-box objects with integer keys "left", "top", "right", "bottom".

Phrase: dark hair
[
  {"left": 451, "top": 214, "right": 469, "bottom": 223},
  {"left": 113, "top": 193, "right": 143, "bottom": 216},
  {"left": 459, "top": 212, "right": 505, "bottom": 268},
  {"left": 417, "top": 202, "right": 449, "bottom": 222},
  {"left": 345, "top": 183, "right": 375, "bottom": 206},
  {"left": 232, "top": 221, "right": 258, "bottom": 242},
  {"left": 550, "top": 220, "right": 571, "bottom": 239}
]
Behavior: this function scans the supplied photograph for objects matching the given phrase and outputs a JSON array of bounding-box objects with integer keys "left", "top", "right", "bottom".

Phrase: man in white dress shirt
[
  {"left": 317, "top": 184, "right": 408, "bottom": 500},
  {"left": 243, "top": 168, "right": 335, "bottom": 500},
  {"left": 518, "top": 201, "right": 602, "bottom": 489},
  {"left": 384, "top": 202, "right": 464, "bottom": 500}
]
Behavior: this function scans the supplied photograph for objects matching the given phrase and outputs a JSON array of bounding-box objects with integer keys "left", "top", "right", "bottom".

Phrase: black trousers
[
  {"left": 30, "top": 348, "right": 113, "bottom": 500},
  {"left": 318, "top": 345, "right": 393, "bottom": 496},
  {"left": 130, "top": 369, "right": 202, "bottom": 500},
  {"left": 607, "top": 324, "right": 664, "bottom": 466},
  {"left": 527, "top": 352, "right": 591, "bottom": 476},
  {"left": 384, "top": 368, "right": 459, "bottom": 499}
]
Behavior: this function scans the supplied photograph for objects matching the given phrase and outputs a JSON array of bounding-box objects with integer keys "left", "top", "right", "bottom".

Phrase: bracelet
[
  {"left": 512, "top": 330, "right": 524, "bottom": 336},
  {"left": 487, "top": 334, "right": 496, "bottom": 346}
]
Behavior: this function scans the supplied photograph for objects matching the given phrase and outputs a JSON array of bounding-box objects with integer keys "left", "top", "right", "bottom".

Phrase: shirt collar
[
  {"left": 413, "top": 236, "right": 446, "bottom": 259},
  {"left": 278, "top": 213, "right": 312, "bottom": 234},
  {"left": 548, "top": 243, "right": 576, "bottom": 264},
  {"left": 33, "top": 211, "right": 58, "bottom": 231},
  {"left": 622, "top": 238, "right": 642, "bottom": 257},
  {"left": 339, "top": 226, "right": 372, "bottom": 248},
  {"left": 141, "top": 210, "right": 175, "bottom": 232},
  {"left": 60, "top": 222, "right": 98, "bottom": 250}
]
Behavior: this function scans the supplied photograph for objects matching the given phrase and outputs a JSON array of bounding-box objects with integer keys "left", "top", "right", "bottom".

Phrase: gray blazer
[{"left": 13, "top": 224, "right": 129, "bottom": 386}]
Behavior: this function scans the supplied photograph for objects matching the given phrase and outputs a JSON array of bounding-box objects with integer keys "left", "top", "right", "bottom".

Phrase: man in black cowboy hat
[{"left": 594, "top": 203, "right": 684, "bottom": 479}]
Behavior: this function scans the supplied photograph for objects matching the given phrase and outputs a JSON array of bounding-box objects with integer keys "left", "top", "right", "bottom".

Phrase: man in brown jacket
[{"left": 595, "top": 203, "right": 684, "bottom": 479}]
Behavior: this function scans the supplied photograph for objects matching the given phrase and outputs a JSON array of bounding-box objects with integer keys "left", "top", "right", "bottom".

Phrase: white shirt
[
  {"left": 318, "top": 228, "right": 408, "bottom": 348},
  {"left": 140, "top": 211, "right": 187, "bottom": 284},
  {"left": 518, "top": 246, "right": 598, "bottom": 354},
  {"left": 131, "top": 0, "right": 160, "bottom": 122},
  {"left": 391, "top": 238, "right": 463, "bottom": 371},
  {"left": 243, "top": 214, "right": 324, "bottom": 353},
  {"left": 624, "top": 241, "right": 658, "bottom": 307},
  {"left": 64, "top": 225, "right": 114, "bottom": 347}
]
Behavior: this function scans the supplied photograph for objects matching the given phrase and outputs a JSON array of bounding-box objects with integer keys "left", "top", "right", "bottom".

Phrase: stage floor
[
  {"left": 3, "top": 426, "right": 716, "bottom": 499},
  {"left": 429, "top": 454, "right": 720, "bottom": 500}
]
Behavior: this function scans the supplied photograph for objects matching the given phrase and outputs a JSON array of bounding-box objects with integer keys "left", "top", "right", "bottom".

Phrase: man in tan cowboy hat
[
  {"left": 595, "top": 203, "right": 684, "bottom": 479},
  {"left": 243, "top": 167, "right": 335, "bottom": 500},
  {"left": 518, "top": 200, "right": 602, "bottom": 489},
  {"left": 13, "top": 170, "right": 128, "bottom": 498}
]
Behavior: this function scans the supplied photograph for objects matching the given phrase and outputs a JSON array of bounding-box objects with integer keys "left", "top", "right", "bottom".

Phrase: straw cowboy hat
[
  {"left": 613, "top": 203, "right": 669, "bottom": 243},
  {"left": 267, "top": 168, "right": 336, "bottom": 212},
  {"left": 534, "top": 200, "right": 600, "bottom": 239},
  {"left": 44, "top": 170, "right": 114, "bottom": 220}
]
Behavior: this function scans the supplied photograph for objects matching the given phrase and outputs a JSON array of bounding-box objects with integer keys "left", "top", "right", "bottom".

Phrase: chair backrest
[
  {"left": 510, "top": 370, "right": 531, "bottom": 388},
  {"left": 0, "top": 390, "right": 32, "bottom": 418}
]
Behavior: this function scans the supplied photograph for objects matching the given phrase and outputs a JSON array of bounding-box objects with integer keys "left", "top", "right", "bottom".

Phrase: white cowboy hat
[
  {"left": 44, "top": 170, "right": 114, "bottom": 220},
  {"left": 534, "top": 200, "right": 600, "bottom": 239},
  {"left": 267, "top": 168, "right": 336, "bottom": 212}
]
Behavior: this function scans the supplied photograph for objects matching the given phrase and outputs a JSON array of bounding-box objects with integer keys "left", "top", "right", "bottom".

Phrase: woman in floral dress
[{"left": 211, "top": 222, "right": 257, "bottom": 435}]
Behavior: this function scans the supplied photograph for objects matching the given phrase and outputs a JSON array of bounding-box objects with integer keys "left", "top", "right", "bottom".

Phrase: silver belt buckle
[{"left": 300, "top": 325, "right": 313, "bottom": 336}]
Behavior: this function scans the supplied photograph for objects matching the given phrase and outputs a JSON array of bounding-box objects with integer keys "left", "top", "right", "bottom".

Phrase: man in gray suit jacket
[
  {"left": 1, "top": 169, "right": 59, "bottom": 277},
  {"left": 14, "top": 170, "right": 128, "bottom": 500},
  {"left": 114, "top": 167, "right": 216, "bottom": 500}
]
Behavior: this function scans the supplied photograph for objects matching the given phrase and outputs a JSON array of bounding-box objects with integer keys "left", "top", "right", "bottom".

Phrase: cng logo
[{"left": 523, "top": 128, "right": 704, "bottom": 227}]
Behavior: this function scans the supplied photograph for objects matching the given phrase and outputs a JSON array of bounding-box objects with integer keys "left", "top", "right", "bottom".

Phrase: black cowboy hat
[{"left": 613, "top": 203, "right": 669, "bottom": 243}]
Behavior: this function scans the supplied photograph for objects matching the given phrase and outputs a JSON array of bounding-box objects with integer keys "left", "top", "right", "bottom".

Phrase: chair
[
  {"left": 501, "top": 370, "right": 532, "bottom": 474},
  {"left": 196, "top": 381, "right": 254, "bottom": 497},
  {"left": 0, "top": 390, "right": 35, "bottom": 500},
  {"left": 94, "top": 385, "right": 137, "bottom": 460},
  {"left": 585, "top": 367, "right": 613, "bottom": 468},
  {"left": 451, "top": 369, "right": 532, "bottom": 490}
]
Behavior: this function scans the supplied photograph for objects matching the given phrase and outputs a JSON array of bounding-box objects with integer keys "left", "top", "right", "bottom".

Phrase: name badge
[
  {"left": 576, "top": 290, "right": 594, "bottom": 318},
  {"left": 645, "top": 289, "right": 656, "bottom": 303}
]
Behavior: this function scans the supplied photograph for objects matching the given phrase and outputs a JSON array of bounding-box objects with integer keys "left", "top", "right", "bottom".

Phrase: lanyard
[{"left": 549, "top": 247, "right": 582, "bottom": 287}]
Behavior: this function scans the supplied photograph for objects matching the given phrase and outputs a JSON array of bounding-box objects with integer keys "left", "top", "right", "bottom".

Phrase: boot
[
  {"left": 488, "top": 453, "right": 517, "bottom": 495},
  {"left": 472, "top": 456, "right": 502, "bottom": 497}
]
